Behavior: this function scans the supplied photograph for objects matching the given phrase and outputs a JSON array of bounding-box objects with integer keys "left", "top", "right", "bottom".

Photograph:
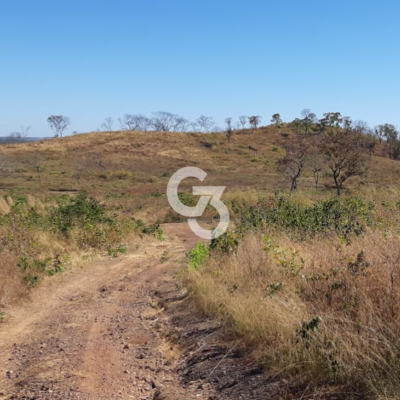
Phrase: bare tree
[
  {"left": 195, "top": 115, "right": 215, "bottom": 133},
  {"left": 271, "top": 113, "right": 282, "bottom": 126},
  {"left": 119, "top": 114, "right": 136, "bottom": 130},
  {"left": 119, "top": 114, "right": 151, "bottom": 131},
  {"left": 150, "top": 111, "right": 188, "bottom": 132},
  {"left": 26, "top": 155, "right": 45, "bottom": 185},
  {"left": 354, "top": 118, "right": 374, "bottom": 135},
  {"left": 8, "top": 125, "right": 31, "bottom": 143},
  {"left": 239, "top": 116, "right": 247, "bottom": 130},
  {"left": 47, "top": 115, "right": 70, "bottom": 138},
  {"left": 225, "top": 117, "right": 233, "bottom": 144},
  {"left": 277, "top": 134, "right": 309, "bottom": 191},
  {"left": 100, "top": 117, "right": 114, "bottom": 132}
]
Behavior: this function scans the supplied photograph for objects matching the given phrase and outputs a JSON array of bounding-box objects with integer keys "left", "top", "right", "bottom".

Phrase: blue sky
[{"left": 0, "top": 0, "right": 399, "bottom": 137}]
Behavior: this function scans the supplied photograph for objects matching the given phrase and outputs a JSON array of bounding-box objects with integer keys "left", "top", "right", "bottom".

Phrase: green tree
[{"left": 271, "top": 113, "right": 282, "bottom": 126}]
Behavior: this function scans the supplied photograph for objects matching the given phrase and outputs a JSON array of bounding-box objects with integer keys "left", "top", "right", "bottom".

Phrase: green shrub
[
  {"left": 187, "top": 242, "right": 210, "bottom": 269},
  {"left": 49, "top": 192, "right": 112, "bottom": 235},
  {"left": 209, "top": 228, "right": 243, "bottom": 253},
  {"left": 232, "top": 194, "right": 374, "bottom": 239},
  {"left": 178, "top": 192, "right": 196, "bottom": 206}
]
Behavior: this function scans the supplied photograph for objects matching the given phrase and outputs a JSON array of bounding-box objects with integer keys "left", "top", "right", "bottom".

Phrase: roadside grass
[{"left": 185, "top": 193, "right": 400, "bottom": 399}]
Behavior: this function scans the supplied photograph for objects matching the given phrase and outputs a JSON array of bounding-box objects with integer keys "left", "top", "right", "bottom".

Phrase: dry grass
[
  {"left": 186, "top": 231, "right": 400, "bottom": 398},
  {"left": 0, "top": 127, "right": 399, "bottom": 203},
  {"left": 0, "top": 252, "right": 27, "bottom": 307}
]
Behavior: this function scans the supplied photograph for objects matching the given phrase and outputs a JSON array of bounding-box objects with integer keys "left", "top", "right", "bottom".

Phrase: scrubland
[
  {"left": 1, "top": 125, "right": 400, "bottom": 398},
  {"left": 186, "top": 192, "right": 400, "bottom": 398}
]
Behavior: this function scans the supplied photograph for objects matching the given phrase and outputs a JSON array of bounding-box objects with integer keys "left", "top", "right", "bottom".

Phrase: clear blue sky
[{"left": 1, "top": 0, "right": 399, "bottom": 137}]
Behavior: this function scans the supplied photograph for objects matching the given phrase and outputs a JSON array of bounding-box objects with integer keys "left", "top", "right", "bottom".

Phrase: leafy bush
[
  {"left": 187, "top": 242, "right": 209, "bottom": 269},
  {"left": 49, "top": 192, "right": 111, "bottom": 235}
]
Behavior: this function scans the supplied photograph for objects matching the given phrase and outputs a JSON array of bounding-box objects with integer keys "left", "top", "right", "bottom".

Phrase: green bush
[
  {"left": 232, "top": 194, "right": 374, "bottom": 239},
  {"left": 49, "top": 192, "right": 112, "bottom": 235},
  {"left": 178, "top": 192, "right": 196, "bottom": 206},
  {"left": 187, "top": 242, "right": 210, "bottom": 269}
]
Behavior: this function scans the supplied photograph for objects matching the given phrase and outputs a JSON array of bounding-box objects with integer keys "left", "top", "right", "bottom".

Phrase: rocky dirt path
[
  {"left": 0, "top": 223, "right": 213, "bottom": 400},
  {"left": 0, "top": 223, "right": 307, "bottom": 400}
]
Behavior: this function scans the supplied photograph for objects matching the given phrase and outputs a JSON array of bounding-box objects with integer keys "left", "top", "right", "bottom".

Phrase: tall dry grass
[
  {"left": 186, "top": 231, "right": 400, "bottom": 398},
  {"left": 0, "top": 252, "right": 26, "bottom": 307}
]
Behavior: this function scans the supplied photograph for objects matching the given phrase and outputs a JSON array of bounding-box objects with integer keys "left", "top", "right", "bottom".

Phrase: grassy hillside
[{"left": 1, "top": 125, "right": 399, "bottom": 220}]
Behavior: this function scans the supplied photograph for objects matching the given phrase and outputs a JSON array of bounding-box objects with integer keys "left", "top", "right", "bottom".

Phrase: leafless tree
[
  {"left": 277, "top": 134, "right": 309, "bottom": 191},
  {"left": 119, "top": 114, "right": 151, "bottom": 131},
  {"left": 100, "top": 117, "right": 114, "bottom": 132},
  {"left": 8, "top": 125, "right": 31, "bottom": 143},
  {"left": 350, "top": 120, "right": 370, "bottom": 136},
  {"left": 26, "top": 155, "right": 45, "bottom": 185},
  {"left": 239, "top": 116, "right": 247, "bottom": 130},
  {"left": 47, "top": 115, "right": 70, "bottom": 138},
  {"left": 195, "top": 115, "right": 215, "bottom": 133},
  {"left": 150, "top": 111, "right": 188, "bottom": 132},
  {"left": 119, "top": 114, "right": 136, "bottom": 130},
  {"left": 225, "top": 117, "right": 233, "bottom": 144}
]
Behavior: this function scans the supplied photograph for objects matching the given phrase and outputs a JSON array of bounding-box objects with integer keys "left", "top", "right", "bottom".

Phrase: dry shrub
[
  {"left": 0, "top": 251, "right": 26, "bottom": 307},
  {"left": 186, "top": 231, "right": 400, "bottom": 397}
]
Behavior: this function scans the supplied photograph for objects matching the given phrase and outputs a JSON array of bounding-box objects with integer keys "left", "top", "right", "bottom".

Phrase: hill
[{"left": 0, "top": 125, "right": 399, "bottom": 221}]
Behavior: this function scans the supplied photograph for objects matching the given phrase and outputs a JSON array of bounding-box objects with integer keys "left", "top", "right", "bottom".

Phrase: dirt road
[
  {"left": 0, "top": 223, "right": 289, "bottom": 400},
  {"left": 0, "top": 223, "right": 204, "bottom": 399}
]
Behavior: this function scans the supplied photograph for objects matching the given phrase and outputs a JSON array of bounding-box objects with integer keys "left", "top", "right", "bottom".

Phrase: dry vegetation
[
  {"left": 186, "top": 231, "right": 400, "bottom": 395},
  {"left": 1, "top": 125, "right": 400, "bottom": 397},
  {"left": 185, "top": 191, "right": 400, "bottom": 399}
]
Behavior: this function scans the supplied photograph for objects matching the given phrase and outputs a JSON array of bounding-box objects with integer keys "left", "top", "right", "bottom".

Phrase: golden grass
[
  {"left": 185, "top": 231, "right": 400, "bottom": 398},
  {"left": 0, "top": 126, "right": 398, "bottom": 204},
  {"left": 0, "top": 252, "right": 26, "bottom": 307}
]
